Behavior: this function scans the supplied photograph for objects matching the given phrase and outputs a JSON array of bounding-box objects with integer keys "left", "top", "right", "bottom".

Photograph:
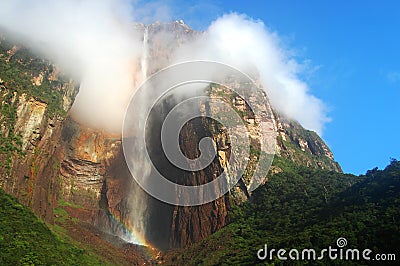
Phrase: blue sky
[
  {"left": 137, "top": 0, "right": 400, "bottom": 175},
  {"left": 231, "top": 1, "right": 400, "bottom": 176}
]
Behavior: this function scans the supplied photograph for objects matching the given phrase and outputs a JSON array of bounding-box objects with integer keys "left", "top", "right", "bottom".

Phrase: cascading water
[
  {"left": 106, "top": 26, "right": 151, "bottom": 246},
  {"left": 122, "top": 25, "right": 151, "bottom": 245},
  {"left": 141, "top": 26, "right": 149, "bottom": 81}
]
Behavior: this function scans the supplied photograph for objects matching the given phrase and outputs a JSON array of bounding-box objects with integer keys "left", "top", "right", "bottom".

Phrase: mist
[
  {"left": 0, "top": 2, "right": 328, "bottom": 134},
  {"left": 0, "top": 0, "right": 142, "bottom": 132}
]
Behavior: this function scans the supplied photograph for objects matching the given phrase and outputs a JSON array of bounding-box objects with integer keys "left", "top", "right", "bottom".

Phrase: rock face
[
  {"left": 57, "top": 119, "right": 144, "bottom": 240},
  {"left": 275, "top": 113, "right": 341, "bottom": 172},
  {"left": 0, "top": 22, "right": 342, "bottom": 254},
  {"left": 163, "top": 119, "right": 230, "bottom": 248},
  {"left": 59, "top": 119, "right": 119, "bottom": 210},
  {"left": 144, "top": 96, "right": 231, "bottom": 248},
  {"left": 0, "top": 79, "right": 76, "bottom": 223}
]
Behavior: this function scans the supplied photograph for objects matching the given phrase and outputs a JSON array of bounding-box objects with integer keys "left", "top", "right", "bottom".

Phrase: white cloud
[
  {"left": 173, "top": 13, "right": 330, "bottom": 134},
  {"left": 0, "top": 0, "right": 142, "bottom": 132}
]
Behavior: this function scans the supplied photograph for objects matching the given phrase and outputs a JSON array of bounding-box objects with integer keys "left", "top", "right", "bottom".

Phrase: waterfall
[
  {"left": 119, "top": 26, "right": 151, "bottom": 245},
  {"left": 125, "top": 179, "right": 149, "bottom": 245},
  {"left": 105, "top": 26, "right": 151, "bottom": 246},
  {"left": 103, "top": 173, "right": 149, "bottom": 246},
  {"left": 141, "top": 26, "right": 149, "bottom": 81}
]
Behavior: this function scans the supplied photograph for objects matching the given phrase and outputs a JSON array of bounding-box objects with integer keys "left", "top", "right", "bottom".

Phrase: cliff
[
  {"left": 0, "top": 22, "right": 341, "bottom": 255},
  {"left": 138, "top": 22, "right": 341, "bottom": 248},
  {"left": 155, "top": 81, "right": 340, "bottom": 248},
  {"left": 0, "top": 36, "right": 78, "bottom": 222}
]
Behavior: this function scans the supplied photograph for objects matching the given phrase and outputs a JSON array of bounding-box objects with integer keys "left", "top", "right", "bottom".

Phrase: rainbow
[{"left": 105, "top": 213, "right": 160, "bottom": 259}]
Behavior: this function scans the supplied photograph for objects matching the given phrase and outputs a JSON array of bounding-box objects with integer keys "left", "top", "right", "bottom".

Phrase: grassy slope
[
  {"left": 0, "top": 188, "right": 111, "bottom": 265},
  {"left": 163, "top": 159, "right": 400, "bottom": 265}
]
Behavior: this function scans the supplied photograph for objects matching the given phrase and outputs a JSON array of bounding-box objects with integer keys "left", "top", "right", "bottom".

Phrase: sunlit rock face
[
  {"left": 59, "top": 119, "right": 120, "bottom": 211},
  {"left": 57, "top": 118, "right": 149, "bottom": 244},
  {"left": 0, "top": 90, "right": 70, "bottom": 222}
]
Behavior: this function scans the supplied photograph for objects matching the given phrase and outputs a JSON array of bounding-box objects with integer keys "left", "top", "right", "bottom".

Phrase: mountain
[{"left": 2, "top": 22, "right": 388, "bottom": 265}]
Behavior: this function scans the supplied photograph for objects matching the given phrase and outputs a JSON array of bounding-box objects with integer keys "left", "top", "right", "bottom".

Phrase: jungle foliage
[{"left": 165, "top": 158, "right": 400, "bottom": 265}]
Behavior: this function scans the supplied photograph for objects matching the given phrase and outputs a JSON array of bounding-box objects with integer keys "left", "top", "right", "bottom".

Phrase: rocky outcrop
[
  {"left": 58, "top": 119, "right": 120, "bottom": 209},
  {"left": 0, "top": 81, "right": 75, "bottom": 223},
  {"left": 14, "top": 94, "right": 47, "bottom": 150},
  {"left": 275, "top": 113, "right": 342, "bottom": 172}
]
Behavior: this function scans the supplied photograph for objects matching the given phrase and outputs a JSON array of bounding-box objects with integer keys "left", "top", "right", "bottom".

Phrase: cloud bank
[
  {"left": 0, "top": 2, "right": 329, "bottom": 135},
  {"left": 0, "top": 0, "right": 141, "bottom": 132},
  {"left": 174, "top": 13, "right": 329, "bottom": 134}
]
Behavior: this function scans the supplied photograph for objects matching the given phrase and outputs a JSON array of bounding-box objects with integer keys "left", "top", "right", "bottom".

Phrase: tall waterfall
[
  {"left": 123, "top": 25, "right": 151, "bottom": 245},
  {"left": 141, "top": 26, "right": 149, "bottom": 81},
  {"left": 108, "top": 26, "right": 151, "bottom": 246}
]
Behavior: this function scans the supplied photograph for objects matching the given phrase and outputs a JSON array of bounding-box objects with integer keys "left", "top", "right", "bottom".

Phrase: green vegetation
[
  {"left": 0, "top": 188, "right": 107, "bottom": 265},
  {"left": 58, "top": 199, "right": 84, "bottom": 209},
  {"left": 0, "top": 36, "right": 76, "bottom": 174},
  {"left": 277, "top": 121, "right": 341, "bottom": 172},
  {"left": 165, "top": 159, "right": 400, "bottom": 265},
  {"left": 206, "top": 82, "right": 340, "bottom": 174},
  {"left": 0, "top": 84, "right": 23, "bottom": 174},
  {"left": 0, "top": 37, "right": 68, "bottom": 117}
]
